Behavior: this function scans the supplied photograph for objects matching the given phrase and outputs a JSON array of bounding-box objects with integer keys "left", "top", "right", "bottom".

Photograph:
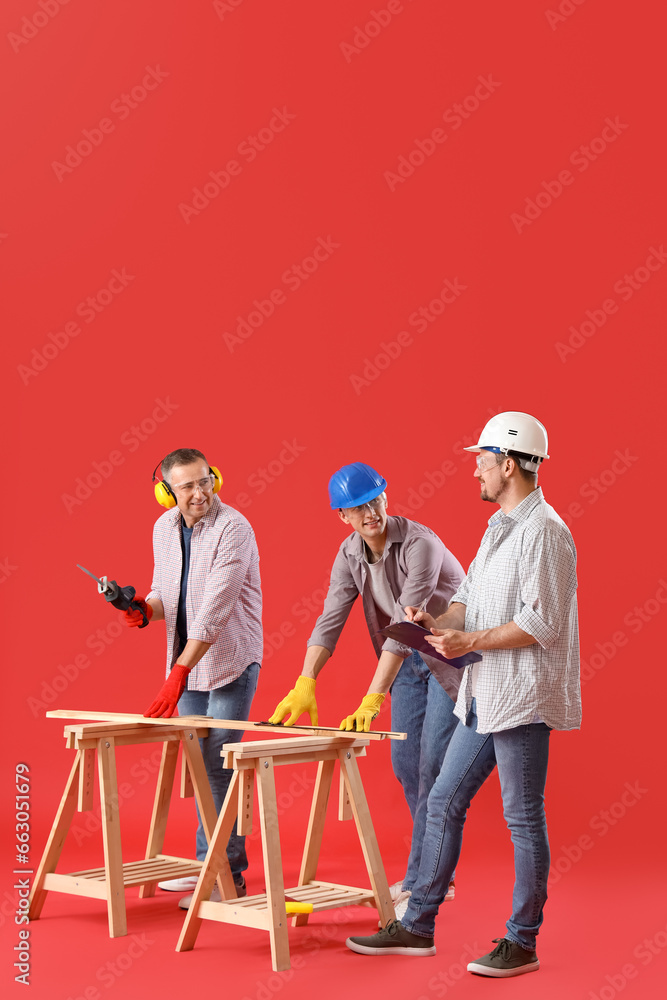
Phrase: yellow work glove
[
  {"left": 339, "top": 693, "right": 386, "bottom": 732},
  {"left": 268, "top": 676, "right": 318, "bottom": 726}
]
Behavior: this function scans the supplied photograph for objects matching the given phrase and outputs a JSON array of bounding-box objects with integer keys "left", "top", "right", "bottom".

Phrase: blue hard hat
[{"left": 328, "top": 463, "right": 387, "bottom": 510}]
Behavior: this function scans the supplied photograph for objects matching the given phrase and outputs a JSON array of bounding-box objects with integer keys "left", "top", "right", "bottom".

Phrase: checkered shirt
[
  {"left": 452, "top": 487, "right": 581, "bottom": 734},
  {"left": 147, "top": 495, "right": 263, "bottom": 690}
]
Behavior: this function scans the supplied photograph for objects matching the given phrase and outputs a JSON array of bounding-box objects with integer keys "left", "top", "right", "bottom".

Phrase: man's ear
[{"left": 338, "top": 509, "right": 351, "bottom": 526}]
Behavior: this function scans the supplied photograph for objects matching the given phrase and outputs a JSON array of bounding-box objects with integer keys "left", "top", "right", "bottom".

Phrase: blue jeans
[
  {"left": 402, "top": 700, "right": 551, "bottom": 951},
  {"left": 389, "top": 653, "right": 459, "bottom": 888},
  {"left": 177, "top": 662, "right": 260, "bottom": 874}
]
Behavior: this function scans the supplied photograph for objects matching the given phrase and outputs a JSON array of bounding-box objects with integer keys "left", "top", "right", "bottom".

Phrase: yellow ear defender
[
  {"left": 210, "top": 466, "right": 223, "bottom": 493},
  {"left": 152, "top": 461, "right": 223, "bottom": 509}
]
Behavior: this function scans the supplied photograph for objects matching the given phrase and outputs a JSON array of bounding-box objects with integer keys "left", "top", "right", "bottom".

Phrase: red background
[{"left": 2, "top": 1, "right": 665, "bottom": 997}]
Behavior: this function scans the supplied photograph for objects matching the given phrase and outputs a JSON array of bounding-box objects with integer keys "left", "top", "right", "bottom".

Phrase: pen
[{"left": 414, "top": 599, "right": 427, "bottom": 621}]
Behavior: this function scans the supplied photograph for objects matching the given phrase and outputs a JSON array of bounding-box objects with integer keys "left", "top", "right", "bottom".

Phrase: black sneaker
[
  {"left": 346, "top": 919, "right": 436, "bottom": 956},
  {"left": 467, "top": 938, "right": 539, "bottom": 977}
]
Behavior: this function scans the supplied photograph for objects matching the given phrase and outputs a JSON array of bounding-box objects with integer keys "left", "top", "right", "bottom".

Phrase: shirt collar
[
  {"left": 352, "top": 515, "right": 402, "bottom": 561},
  {"left": 487, "top": 486, "right": 543, "bottom": 526},
  {"left": 170, "top": 494, "right": 221, "bottom": 529}
]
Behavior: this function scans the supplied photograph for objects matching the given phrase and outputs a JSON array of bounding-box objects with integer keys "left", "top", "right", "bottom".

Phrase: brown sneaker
[
  {"left": 467, "top": 938, "right": 539, "bottom": 977},
  {"left": 346, "top": 919, "right": 436, "bottom": 956}
]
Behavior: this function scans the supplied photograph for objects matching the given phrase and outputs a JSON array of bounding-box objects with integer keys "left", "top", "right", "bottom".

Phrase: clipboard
[{"left": 378, "top": 621, "right": 482, "bottom": 670}]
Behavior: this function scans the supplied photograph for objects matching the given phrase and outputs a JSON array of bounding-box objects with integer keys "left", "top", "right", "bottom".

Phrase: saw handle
[{"left": 103, "top": 581, "right": 150, "bottom": 628}]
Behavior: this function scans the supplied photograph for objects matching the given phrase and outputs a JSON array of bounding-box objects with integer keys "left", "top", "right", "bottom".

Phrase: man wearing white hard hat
[
  {"left": 269, "top": 461, "right": 467, "bottom": 913},
  {"left": 346, "top": 413, "right": 581, "bottom": 977}
]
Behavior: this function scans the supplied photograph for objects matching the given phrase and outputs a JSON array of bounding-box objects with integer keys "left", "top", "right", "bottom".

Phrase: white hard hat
[{"left": 464, "top": 412, "right": 549, "bottom": 471}]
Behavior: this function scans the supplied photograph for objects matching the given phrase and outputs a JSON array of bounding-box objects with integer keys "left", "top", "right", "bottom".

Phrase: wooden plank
[
  {"left": 71, "top": 728, "right": 209, "bottom": 749},
  {"left": 97, "top": 737, "right": 127, "bottom": 937},
  {"left": 300, "top": 892, "right": 374, "bottom": 910},
  {"left": 180, "top": 747, "right": 194, "bottom": 798},
  {"left": 29, "top": 751, "right": 82, "bottom": 919},
  {"left": 225, "top": 736, "right": 370, "bottom": 756},
  {"left": 138, "top": 740, "right": 179, "bottom": 899},
  {"left": 237, "top": 769, "right": 254, "bottom": 835},
  {"left": 151, "top": 852, "right": 205, "bottom": 867},
  {"left": 47, "top": 710, "right": 406, "bottom": 740},
  {"left": 338, "top": 767, "right": 353, "bottom": 822},
  {"left": 42, "top": 873, "right": 108, "bottom": 899},
  {"left": 78, "top": 748, "right": 95, "bottom": 812},
  {"left": 125, "top": 867, "right": 196, "bottom": 886},
  {"left": 309, "top": 878, "right": 376, "bottom": 894},
  {"left": 222, "top": 746, "right": 367, "bottom": 770},
  {"left": 66, "top": 856, "right": 201, "bottom": 878},
  {"left": 256, "top": 757, "right": 290, "bottom": 972},
  {"left": 65, "top": 722, "right": 159, "bottom": 735},
  {"left": 198, "top": 899, "right": 270, "bottom": 930}
]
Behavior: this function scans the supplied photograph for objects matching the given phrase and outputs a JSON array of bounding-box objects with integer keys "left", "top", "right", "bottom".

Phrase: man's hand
[
  {"left": 268, "top": 676, "right": 318, "bottom": 727},
  {"left": 144, "top": 664, "right": 191, "bottom": 718},
  {"left": 120, "top": 598, "right": 153, "bottom": 628},
  {"left": 425, "top": 628, "right": 475, "bottom": 659},
  {"left": 404, "top": 606, "right": 436, "bottom": 630},
  {"left": 340, "top": 693, "right": 386, "bottom": 732}
]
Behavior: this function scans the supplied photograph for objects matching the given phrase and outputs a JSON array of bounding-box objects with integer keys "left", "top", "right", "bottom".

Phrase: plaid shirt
[
  {"left": 147, "top": 495, "right": 262, "bottom": 690},
  {"left": 452, "top": 487, "right": 581, "bottom": 734},
  {"left": 308, "top": 516, "right": 466, "bottom": 701}
]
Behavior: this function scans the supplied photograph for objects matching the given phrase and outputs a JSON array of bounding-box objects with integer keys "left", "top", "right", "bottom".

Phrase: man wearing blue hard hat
[{"left": 269, "top": 461, "right": 467, "bottom": 913}]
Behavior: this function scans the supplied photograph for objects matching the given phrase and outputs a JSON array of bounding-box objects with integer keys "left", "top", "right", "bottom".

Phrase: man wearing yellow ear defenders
[{"left": 122, "top": 447, "right": 262, "bottom": 903}]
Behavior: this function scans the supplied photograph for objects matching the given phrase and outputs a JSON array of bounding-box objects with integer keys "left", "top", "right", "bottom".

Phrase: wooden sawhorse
[
  {"left": 177, "top": 734, "right": 395, "bottom": 971},
  {"left": 29, "top": 720, "right": 234, "bottom": 937}
]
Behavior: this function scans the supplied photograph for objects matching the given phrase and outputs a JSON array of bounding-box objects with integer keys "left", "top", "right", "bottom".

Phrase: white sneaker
[
  {"left": 178, "top": 877, "right": 246, "bottom": 910},
  {"left": 379, "top": 888, "right": 411, "bottom": 928},
  {"left": 389, "top": 881, "right": 405, "bottom": 903},
  {"left": 158, "top": 876, "right": 199, "bottom": 892},
  {"left": 380, "top": 882, "right": 454, "bottom": 927},
  {"left": 178, "top": 885, "right": 222, "bottom": 909}
]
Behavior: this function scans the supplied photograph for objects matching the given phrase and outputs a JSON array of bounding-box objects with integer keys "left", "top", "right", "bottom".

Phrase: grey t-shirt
[{"left": 365, "top": 554, "right": 396, "bottom": 620}]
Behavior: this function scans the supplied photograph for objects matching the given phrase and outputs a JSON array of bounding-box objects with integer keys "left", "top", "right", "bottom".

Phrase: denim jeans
[
  {"left": 389, "top": 653, "right": 459, "bottom": 888},
  {"left": 177, "top": 662, "right": 260, "bottom": 874},
  {"left": 401, "top": 700, "right": 551, "bottom": 951}
]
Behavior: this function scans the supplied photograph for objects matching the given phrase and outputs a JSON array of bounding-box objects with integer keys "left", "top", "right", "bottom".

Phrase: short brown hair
[{"left": 161, "top": 448, "right": 208, "bottom": 482}]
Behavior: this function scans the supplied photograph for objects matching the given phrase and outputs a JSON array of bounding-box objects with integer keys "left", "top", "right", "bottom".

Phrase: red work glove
[
  {"left": 120, "top": 598, "right": 153, "bottom": 628},
  {"left": 144, "top": 664, "right": 191, "bottom": 718}
]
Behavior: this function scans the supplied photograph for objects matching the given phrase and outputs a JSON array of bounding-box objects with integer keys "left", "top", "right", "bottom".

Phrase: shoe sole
[
  {"left": 467, "top": 959, "right": 539, "bottom": 977},
  {"left": 346, "top": 937, "right": 436, "bottom": 957}
]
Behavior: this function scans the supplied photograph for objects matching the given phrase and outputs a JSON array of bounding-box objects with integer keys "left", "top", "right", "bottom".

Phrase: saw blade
[{"left": 76, "top": 564, "right": 103, "bottom": 585}]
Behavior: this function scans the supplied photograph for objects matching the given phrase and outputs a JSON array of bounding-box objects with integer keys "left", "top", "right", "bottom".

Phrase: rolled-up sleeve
[
  {"left": 514, "top": 525, "right": 577, "bottom": 649},
  {"left": 188, "top": 523, "right": 252, "bottom": 643},
  {"left": 146, "top": 523, "right": 163, "bottom": 604},
  {"left": 452, "top": 551, "right": 478, "bottom": 607},
  {"left": 308, "top": 548, "right": 359, "bottom": 654}
]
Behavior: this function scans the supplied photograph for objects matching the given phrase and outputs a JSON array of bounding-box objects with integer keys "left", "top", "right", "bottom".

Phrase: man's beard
[{"left": 480, "top": 477, "right": 509, "bottom": 504}]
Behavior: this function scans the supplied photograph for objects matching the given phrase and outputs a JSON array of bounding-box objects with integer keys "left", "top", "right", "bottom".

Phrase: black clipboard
[{"left": 378, "top": 621, "right": 482, "bottom": 670}]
